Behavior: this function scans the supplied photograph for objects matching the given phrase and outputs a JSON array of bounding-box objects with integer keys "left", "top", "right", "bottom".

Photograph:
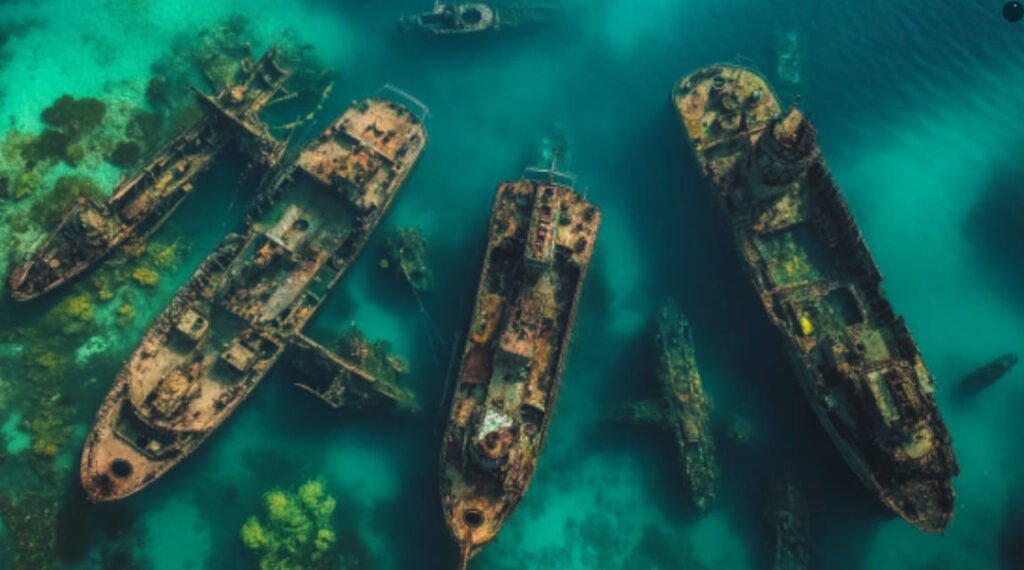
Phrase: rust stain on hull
[
  {"left": 439, "top": 173, "right": 601, "bottom": 564},
  {"left": 80, "top": 96, "right": 427, "bottom": 502},
  {"left": 8, "top": 49, "right": 292, "bottom": 302},
  {"left": 672, "top": 64, "right": 958, "bottom": 532}
]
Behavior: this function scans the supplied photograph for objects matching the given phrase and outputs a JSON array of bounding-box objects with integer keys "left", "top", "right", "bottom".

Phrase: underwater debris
[
  {"left": 766, "top": 476, "right": 813, "bottom": 570},
  {"left": 440, "top": 168, "right": 601, "bottom": 566},
  {"left": 381, "top": 227, "right": 434, "bottom": 291},
  {"left": 289, "top": 326, "right": 419, "bottom": 412},
  {"left": 80, "top": 93, "right": 428, "bottom": 502},
  {"left": 115, "top": 300, "right": 136, "bottom": 330},
  {"left": 617, "top": 301, "right": 718, "bottom": 513},
  {"left": 398, "top": 3, "right": 563, "bottom": 35},
  {"left": 240, "top": 479, "right": 337, "bottom": 570},
  {"left": 956, "top": 353, "right": 1018, "bottom": 399},
  {"left": 673, "top": 64, "right": 958, "bottom": 532}
]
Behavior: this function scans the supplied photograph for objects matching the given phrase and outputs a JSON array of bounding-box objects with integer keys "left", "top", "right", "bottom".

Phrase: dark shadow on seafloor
[{"left": 962, "top": 160, "right": 1024, "bottom": 318}]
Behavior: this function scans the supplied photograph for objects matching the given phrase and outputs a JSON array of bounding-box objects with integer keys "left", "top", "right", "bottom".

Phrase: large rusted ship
[
  {"left": 613, "top": 301, "right": 718, "bottom": 513},
  {"left": 80, "top": 92, "right": 427, "bottom": 502},
  {"left": 397, "top": 2, "right": 561, "bottom": 35},
  {"left": 672, "top": 64, "right": 958, "bottom": 532},
  {"left": 8, "top": 49, "right": 291, "bottom": 302},
  {"left": 440, "top": 169, "right": 601, "bottom": 568}
]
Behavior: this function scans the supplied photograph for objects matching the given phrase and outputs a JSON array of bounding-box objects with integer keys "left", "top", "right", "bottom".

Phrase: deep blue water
[{"left": 1, "top": 1, "right": 1023, "bottom": 568}]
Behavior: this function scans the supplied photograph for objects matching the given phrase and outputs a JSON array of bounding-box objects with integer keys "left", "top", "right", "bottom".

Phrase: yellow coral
[
  {"left": 116, "top": 303, "right": 136, "bottom": 329},
  {"left": 241, "top": 517, "right": 269, "bottom": 550},
  {"left": 313, "top": 528, "right": 335, "bottom": 553},
  {"left": 131, "top": 266, "right": 159, "bottom": 287}
]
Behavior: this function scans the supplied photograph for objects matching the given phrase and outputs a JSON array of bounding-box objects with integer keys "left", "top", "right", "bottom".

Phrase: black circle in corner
[{"left": 1005, "top": 1, "right": 1024, "bottom": 22}]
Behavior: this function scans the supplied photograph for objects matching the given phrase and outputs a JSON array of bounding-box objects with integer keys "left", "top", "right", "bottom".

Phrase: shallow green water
[{"left": 1, "top": 1, "right": 1023, "bottom": 568}]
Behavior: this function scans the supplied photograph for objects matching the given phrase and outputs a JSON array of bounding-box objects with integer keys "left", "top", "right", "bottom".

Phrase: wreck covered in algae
[
  {"left": 440, "top": 168, "right": 601, "bottom": 568},
  {"left": 672, "top": 64, "right": 958, "bottom": 532},
  {"left": 767, "top": 476, "right": 813, "bottom": 570},
  {"left": 80, "top": 91, "right": 428, "bottom": 502},
  {"left": 618, "top": 301, "right": 718, "bottom": 513},
  {"left": 8, "top": 49, "right": 292, "bottom": 302}
]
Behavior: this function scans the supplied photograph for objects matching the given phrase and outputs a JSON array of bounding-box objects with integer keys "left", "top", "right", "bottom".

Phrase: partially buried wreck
[
  {"left": 672, "top": 63, "right": 958, "bottom": 532},
  {"left": 80, "top": 90, "right": 428, "bottom": 501},
  {"left": 8, "top": 49, "right": 292, "bottom": 302},
  {"left": 617, "top": 301, "right": 718, "bottom": 513},
  {"left": 440, "top": 167, "right": 601, "bottom": 569}
]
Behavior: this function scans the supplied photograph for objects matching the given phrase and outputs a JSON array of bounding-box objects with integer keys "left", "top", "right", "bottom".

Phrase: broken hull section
[
  {"left": 672, "top": 64, "right": 958, "bottom": 532},
  {"left": 440, "top": 178, "right": 600, "bottom": 563},
  {"left": 81, "top": 97, "right": 427, "bottom": 502}
]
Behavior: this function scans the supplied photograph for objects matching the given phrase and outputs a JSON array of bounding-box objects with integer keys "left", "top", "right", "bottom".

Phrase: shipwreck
[
  {"left": 398, "top": 2, "right": 561, "bottom": 35},
  {"left": 616, "top": 301, "right": 718, "bottom": 513},
  {"left": 80, "top": 90, "right": 428, "bottom": 502},
  {"left": 8, "top": 49, "right": 292, "bottom": 302},
  {"left": 672, "top": 64, "right": 958, "bottom": 532},
  {"left": 439, "top": 167, "right": 601, "bottom": 568}
]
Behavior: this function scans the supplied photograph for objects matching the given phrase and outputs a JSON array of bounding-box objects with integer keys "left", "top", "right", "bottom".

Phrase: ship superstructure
[
  {"left": 672, "top": 64, "right": 958, "bottom": 532},
  {"left": 80, "top": 94, "right": 427, "bottom": 502},
  {"left": 440, "top": 170, "right": 600, "bottom": 568},
  {"left": 8, "top": 50, "right": 291, "bottom": 301}
]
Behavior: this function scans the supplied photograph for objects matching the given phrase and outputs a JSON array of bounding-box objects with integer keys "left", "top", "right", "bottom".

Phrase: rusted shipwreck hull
[
  {"left": 8, "top": 49, "right": 291, "bottom": 302},
  {"left": 614, "top": 301, "right": 718, "bottom": 513},
  {"left": 672, "top": 64, "right": 958, "bottom": 532},
  {"left": 655, "top": 301, "right": 717, "bottom": 512},
  {"left": 440, "top": 170, "right": 601, "bottom": 568},
  {"left": 398, "top": 2, "right": 561, "bottom": 35},
  {"left": 80, "top": 94, "right": 427, "bottom": 502}
]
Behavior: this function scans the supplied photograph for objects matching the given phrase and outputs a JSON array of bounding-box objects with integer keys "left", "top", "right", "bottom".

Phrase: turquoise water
[{"left": 0, "top": 0, "right": 1023, "bottom": 568}]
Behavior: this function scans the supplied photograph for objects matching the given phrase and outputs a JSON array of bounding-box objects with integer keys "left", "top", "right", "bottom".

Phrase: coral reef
[
  {"left": 29, "top": 176, "right": 103, "bottom": 228},
  {"left": 130, "top": 267, "right": 159, "bottom": 288},
  {"left": 241, "top": 479, "right": 338, "bottom": 570},
  {"left": 40, "top": 95, "right": 107, "bottom": 135}
]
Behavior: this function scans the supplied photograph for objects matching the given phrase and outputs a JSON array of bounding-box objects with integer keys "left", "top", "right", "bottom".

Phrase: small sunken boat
[
  {"left": 767, "top": 476, "right": 813, "bottom": 570},
  {"left": 440, "top": 167, "right": 601, "bottom": 568},
  {"left": 8, "top": 49, "right": 291, "bottom": 302},
  {"left": 672, "top": 64, "right": 958, "bottom": 532},
  {"left": 398, "top": 2, "right": 560, "bottom": 35},
  {"left": 613, "top": 302, "right": 718, "bottom": 513},
  {"left": 80, "top": 89, "right": 428, "bottom": 502}
]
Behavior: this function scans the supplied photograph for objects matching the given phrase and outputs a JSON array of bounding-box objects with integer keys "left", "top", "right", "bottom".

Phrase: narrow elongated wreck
[
  {"left": 8, "top": 50, "right": 291, "bottom": 301},
  {"left": 672, "top": 64, "right": 958, "bottom": 532},
  {"left": 614, "top": 302, "right": 718, "bottom": 513},
  {"left": 768, "top": 476, "right": 813, "bottom": 570},
  {"left": 440, "top": 169, "right": 601, "bottom": 568},
  {"left": 80, "top": 93, "right": 427, "bottom": 501}
]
